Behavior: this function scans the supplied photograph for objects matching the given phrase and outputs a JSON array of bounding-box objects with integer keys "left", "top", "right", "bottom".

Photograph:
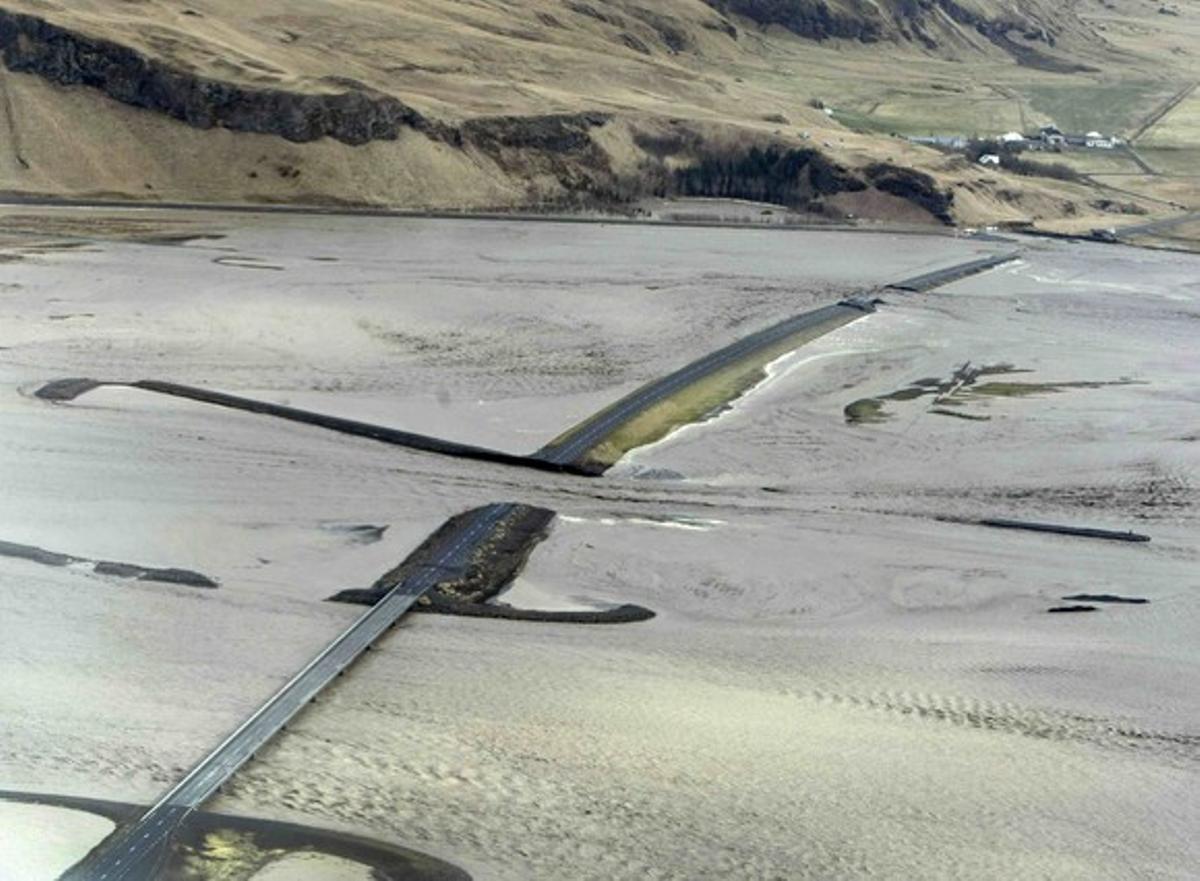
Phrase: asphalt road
[
  {"left": 130, "top": 381, "right": 590, "bottom": 476},
  {"left": 50, "top": 250, "right": 1016, "bottom": 878},
  {"left": 34, "top": 379, "right": 590, "bottom": 475},
  {"left": 538, "top": 252, "right": 1017, "bottom": 467},
  {"left": 1127, "top": 82, "right": 1198, "bottom": 144},
  {"left": 884, "top": 253, "right": 1018, "bottom": 293},
  {"left": 536, "top": 302, "right": 863, "bottom": 467},
  {"left": 1115, "top": 210, "right": 1200, "bottom": 241},
  {"left": 59, "top": 503, "right": 514, "bottom": 881},
  {"left": 39, "top": 254, "right": 1016, "bottom": 480}
]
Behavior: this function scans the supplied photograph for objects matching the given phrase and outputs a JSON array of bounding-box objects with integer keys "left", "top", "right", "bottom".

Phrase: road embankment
[
  {"left": 537, "top": 252, "right": 1018, "bottom": 472},
  {"left": 34, "top": 378, "right": 600, "bottom": 476},
  {"left": 331, "top": 504, "right": 655, "bottom": 624},
  {"left": 0, "top": 538, "right": 217, "bottom": 588},
  {"left": 1, "top": 789, "right": 469, "bottom": 881},
  {"left": 536, "top": 302, "right": 865, "bottom": 473},
  {"left": 35, "top": 253, "right": 1017, "bottom": 479}
]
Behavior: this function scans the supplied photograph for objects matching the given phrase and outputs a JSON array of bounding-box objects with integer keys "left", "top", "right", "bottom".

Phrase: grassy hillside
[{"left": 0, "top": 0, "right": 1195, "bottom": 234}]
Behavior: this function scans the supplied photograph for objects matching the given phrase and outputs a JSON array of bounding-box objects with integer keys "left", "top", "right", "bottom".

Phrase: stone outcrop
[
  {"left": 673, "top": 145, "right": 866, "bottom": 209},
  {"left": 461, "top": 111, "right": 611, "bottom": 155},
  {"left": 703, "top": 0, "right": 1090, "bottom": 69},
  {"left": 863, "top": 163, "right": 954, "bottom": 223},
  {"left": 665, "top": 145, "right": 954, "bottom": 223},
  {"left": 0, "top": 8, "right": 960, "bottom": 222},
  {"left": 0, "top": 8, "right": 436, "bottom": 145},
  {"left": 703, "top": 0, "right": 884, "bottom": 41},
  {"left": 461, "top": 112, "right": 620, "bottom": 207}
]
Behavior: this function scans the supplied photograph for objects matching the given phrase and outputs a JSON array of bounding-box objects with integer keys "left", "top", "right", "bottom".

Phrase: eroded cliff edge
[
  {"left": 0, "top": 6, "right": 956, "bottom": 223},
  {"left": 0, "top": 9, "right": 444, "bottom": 145}
]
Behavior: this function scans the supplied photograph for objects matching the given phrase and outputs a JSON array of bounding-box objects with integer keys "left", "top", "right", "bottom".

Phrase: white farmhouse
[{"left": 1039, "top": 125, "right": 1066, "bottom": 147}]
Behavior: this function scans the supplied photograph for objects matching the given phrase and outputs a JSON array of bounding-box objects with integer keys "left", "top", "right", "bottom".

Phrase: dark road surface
[
  {"left": 59, "top": 504, "right": 515, "bottom": 881},
  {"left": 539, "top": 252, "right": 1017, "bottom": 467},
  {"left": 50, "top": 250, "right": 1017, "bottom": 879},
  {"left": 884, "top": 253, "right": 1018, "bottom": 293},
  {"left": 536, "top": 302, "right": 862, "bottom": 466},
  {"left": 1115, "top": 211, "right": 1200, "bottom": 241},
  {"left": 38, "top": 252, "right": 1017, "bottom": 479},
  {"left": 130, "top": 381, "right": 593, "bottom": 476}
]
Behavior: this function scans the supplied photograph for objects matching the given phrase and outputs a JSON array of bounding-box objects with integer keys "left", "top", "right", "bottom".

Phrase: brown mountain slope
[{"left": 0, "top": 0, "right": 1195, "bottom": 232}]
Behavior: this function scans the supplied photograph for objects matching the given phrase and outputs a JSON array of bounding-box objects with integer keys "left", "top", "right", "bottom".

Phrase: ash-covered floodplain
[{"left": 1, "top": 208, "right": 1197, "bottom": 880}]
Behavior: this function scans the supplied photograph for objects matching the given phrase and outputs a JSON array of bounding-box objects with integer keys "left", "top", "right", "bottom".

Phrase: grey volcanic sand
[{"left": 1, "top": 209, "right": 1197, "bottom": 880}]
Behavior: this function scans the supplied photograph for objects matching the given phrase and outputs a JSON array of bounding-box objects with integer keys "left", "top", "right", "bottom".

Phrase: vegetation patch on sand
[
  {"left": 181, "top": 830, "right": 286, "bottom": 881},
  {"left": 963, "top": 378, "right": 1137, "bottom": 398},
  {"left": 846, "top": 362, "right": 1141, "bottom": 424},
  {"left": 572, "top": 308, "right": 860, "bottom": 468}
]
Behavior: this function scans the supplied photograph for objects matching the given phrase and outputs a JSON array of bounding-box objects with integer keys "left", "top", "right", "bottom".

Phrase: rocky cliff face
[
  {"left": 673, "top": 144, "right": 868, "bottom": 208},
  {"left": 0, "top": 6, "right": 959, "bottom": 223},
  {"left": 462, "top": 112, "right": 612, "bottom": 154},
  {"left": 863, "top": 163, "right": 954, "bottom": 223},
  {"left": 703, "top": 0, "right": 884, "bottom": 41},
  {"left": 654, "top": 140, "right": 954, "bottom": 223},
  {"left": 703, "top": 0, "right": 1083, "bottom": 69},
  {"left": 0, "top": 8, "right": 436, "bottom": 145}
]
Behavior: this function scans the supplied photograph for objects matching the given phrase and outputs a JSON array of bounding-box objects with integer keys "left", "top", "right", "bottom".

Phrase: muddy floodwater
[{"left": 1, "top": 208, "right": 1198, "bottom": 880}]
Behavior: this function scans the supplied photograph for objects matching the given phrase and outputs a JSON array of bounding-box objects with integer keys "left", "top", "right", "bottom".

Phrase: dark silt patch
[
  {"left": 930, "top": 407, "right": 991, "bottom": 421},
  {"left": 1062, "top": 593, "right": 1149, "bottom": 605},
  {"left": 978, "top": 518, "right": 1150, "bottom": 543},
  {"left": 322, "top": 522, "right": 389, "bottom": 545},
  {"left": 92, "top": 561, "right": 218, "bottom": 588},
  {"left": 213, "top": 255, "right": 285, "bottom": 271},
  {"left": 844, "top": 397, "right": 889, "bottom": 424},
  {"left": 0, "top": 539, "right": 217, "bottom": 588},
  {"left": 133, "top": 233, "right": 228, "bottom": 246},
  {"left": 0, "top": 539, "right": 74, "bottom": 567},
  {"left": 33, "top": 377, "right": 105, "bottom": 401}
]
